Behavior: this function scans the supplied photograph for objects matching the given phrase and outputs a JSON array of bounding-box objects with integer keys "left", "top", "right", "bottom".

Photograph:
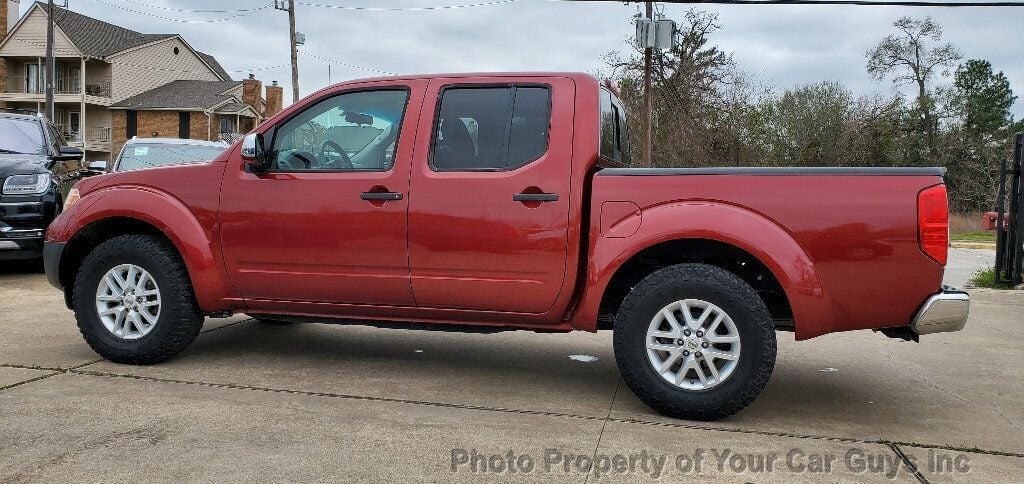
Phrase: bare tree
[{"left": 866, "top": 16, "right": 961, "bottom": 162}]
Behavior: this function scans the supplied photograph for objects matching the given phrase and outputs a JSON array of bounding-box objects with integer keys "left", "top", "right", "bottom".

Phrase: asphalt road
[
  {"left": 944, "top": 248, "right": 996, "bottom": 288},
  {"left": 1, "top": 251, "right": 1022, "bottom": 482}
]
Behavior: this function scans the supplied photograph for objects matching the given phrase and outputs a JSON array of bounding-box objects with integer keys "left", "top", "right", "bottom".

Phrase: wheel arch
[
  {"left": 572, "top": 201, "right": 835, "bottom": 339},
  {"left": 56, "top": 187, "right": 236, "bottom": 312}
]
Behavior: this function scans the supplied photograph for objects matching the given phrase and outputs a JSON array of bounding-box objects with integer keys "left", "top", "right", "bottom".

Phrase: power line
[
  {"left": 572, "top": 0, "right": 1024, "bottom": 6},
  {"left": 297, "top": 50, "right": 397, "bottom": 76},
  {"left": 294, "top": 0, "right": 521, "bottom": 11},
  {"left": 102, "top": 0, "right": 263, "bottom": 13},
  {"left": 87, "top": 0, "right": 275, "bottom": 23}
]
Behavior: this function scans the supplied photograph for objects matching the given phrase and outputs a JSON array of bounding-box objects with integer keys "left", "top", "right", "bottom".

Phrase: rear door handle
[
  {"left": 513, "top": 193, "right": 559, "bottom": 202},
  {"left": 360, "top": 192, "right": 403, "bottom": 201}
]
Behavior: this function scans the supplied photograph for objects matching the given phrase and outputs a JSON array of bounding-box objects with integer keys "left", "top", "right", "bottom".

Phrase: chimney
[
  {"left": 264, "top": 80, "right": 283, "bottom": 118},
  {"left": 2, "top": 0, "right": 17, "bottom": 34},
  {"left": 241, "top": 73, "right": 262, "bottom": 114}
]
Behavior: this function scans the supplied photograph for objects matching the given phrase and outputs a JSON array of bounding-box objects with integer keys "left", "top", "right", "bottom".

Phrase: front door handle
[
  {"left": 360, "top": 192, "right": 403, "bottom": 201},
  {"left": 513, "top": 193, "right": 559, "bottom": 202}
]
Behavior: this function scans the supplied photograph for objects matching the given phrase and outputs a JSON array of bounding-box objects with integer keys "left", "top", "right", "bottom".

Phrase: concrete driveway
[{"left": 2, "top": 252, "right": 1022, "bottom": 483}]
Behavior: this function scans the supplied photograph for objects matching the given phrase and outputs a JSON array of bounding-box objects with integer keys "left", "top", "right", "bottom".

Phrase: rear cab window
[
  {"left": 430, "top": 85, "right": 551, "bottom": 171},
  {"left": 599, "top": 87, "right": 630, "bottom": 166}
]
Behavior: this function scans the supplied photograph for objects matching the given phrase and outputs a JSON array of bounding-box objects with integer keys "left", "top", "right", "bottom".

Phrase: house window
[{"left": 25, "top": 64, "right": 40, "bottom": 94}]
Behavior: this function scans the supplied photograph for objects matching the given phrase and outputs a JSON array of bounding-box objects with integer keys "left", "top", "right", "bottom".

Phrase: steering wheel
[
  {"left": 319, "top": 140, "right": 353, "bottom": 169},
  {"left": 277, "top": 149, "right": 319, "bottom": 170}
]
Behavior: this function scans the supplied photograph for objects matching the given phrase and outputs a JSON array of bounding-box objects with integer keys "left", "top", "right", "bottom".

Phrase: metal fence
[{"left": 994, "top": 133, "right": 1024, "bottom": 286}]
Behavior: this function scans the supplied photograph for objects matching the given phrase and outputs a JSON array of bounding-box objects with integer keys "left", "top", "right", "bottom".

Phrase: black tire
[
  {"left": 73, "top": 234, "right": 203, "bottom": 364},
  {"left": 613, "top": 263, "right": 777, "bottom": 421}
]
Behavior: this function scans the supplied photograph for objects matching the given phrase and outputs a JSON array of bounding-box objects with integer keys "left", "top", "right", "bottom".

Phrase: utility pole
[
  {"left": 275, "top": 0, "right": 300, "bottom": 103},
  {"left": 45, "top": 0, "right": 56, "bottom": 121},
  {"left": 641, "top": 1, "right": 653, "bottom": 167}
]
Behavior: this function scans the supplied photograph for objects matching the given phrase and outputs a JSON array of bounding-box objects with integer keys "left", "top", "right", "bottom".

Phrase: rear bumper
[{"left": 911, "top": 287, "right": 970, "bottom": 335}]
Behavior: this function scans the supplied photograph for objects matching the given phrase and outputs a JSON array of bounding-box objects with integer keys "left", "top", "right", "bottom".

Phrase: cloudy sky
[{"left": 27, "top": 0, "right": 1024, "bottom": 115}]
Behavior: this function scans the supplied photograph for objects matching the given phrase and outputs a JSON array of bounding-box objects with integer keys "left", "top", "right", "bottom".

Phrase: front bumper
[
  {"left": 911, "top": 286, "right": 970, "bottom": 335},
  {"left": 0, "top": 226, "right": 45, "bottom": 259},
  {"left": 43, "top": 241, "right": 66, "bottom": 289},
  {"left": 0, "top": 198, "right": 50, "bottom": 260}
]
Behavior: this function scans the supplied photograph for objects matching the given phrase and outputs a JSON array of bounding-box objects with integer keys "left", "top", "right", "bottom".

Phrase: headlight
[
  {"left": 64, "top": 187, "right": 81, "bottom": 210},
  {"left": 2, "top": 173, "right": 51, "bottom": 195}
]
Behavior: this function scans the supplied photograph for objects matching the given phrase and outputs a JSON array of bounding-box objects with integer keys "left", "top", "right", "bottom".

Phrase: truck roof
[{"left": 328, "top": 71, "right": 599, "bottom": 85}]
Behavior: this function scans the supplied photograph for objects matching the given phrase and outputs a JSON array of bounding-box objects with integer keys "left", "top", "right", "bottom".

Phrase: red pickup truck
[{"left": 43, "top": 73, "right": 969, "bottom": 420}]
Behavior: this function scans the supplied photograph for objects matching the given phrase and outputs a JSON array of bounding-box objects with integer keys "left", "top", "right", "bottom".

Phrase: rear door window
[{"left": 431, "top": 86, "right": 551, "bottom": 171}]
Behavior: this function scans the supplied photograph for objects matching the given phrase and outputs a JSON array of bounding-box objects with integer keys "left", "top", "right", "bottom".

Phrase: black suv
[{"left": 0, "top": 111, "right": 84, "bottom": 261}]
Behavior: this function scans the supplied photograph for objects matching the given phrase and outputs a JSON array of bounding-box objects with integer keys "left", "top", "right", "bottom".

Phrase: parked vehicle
[
  {"left": 43, "top": 73, "right": 968, "bottom": 420},
  {"left": 113, "top": 137, "right": 229, "bottom": 172},
  {"left": 0, "top": 111, "right": 84, "bottom": 260}
]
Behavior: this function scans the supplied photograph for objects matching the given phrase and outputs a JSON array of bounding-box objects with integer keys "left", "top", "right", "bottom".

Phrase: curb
[{"left": 950, "top": 241, "right": 996, "bottom": 250}]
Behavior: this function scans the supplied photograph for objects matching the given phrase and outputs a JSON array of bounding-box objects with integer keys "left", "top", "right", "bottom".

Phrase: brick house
[{"left": 0, "top": 1, "right": 283, "bottom": 164}]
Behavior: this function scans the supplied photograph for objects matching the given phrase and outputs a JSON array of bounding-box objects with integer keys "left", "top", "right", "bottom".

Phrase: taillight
[{"left": 918, "top": 184, "right": 949, "bottom": 266}]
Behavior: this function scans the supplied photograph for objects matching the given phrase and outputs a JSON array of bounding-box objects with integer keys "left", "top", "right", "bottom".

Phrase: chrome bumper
[{"left": 911, "top": 287, "right": 970, "bottom": 335}]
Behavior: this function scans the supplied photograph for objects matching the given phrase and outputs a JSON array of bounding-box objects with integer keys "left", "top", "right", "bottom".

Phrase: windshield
[
  {"left": 116, "top": 143, "right": 226, "bottom": 171},
  {"left": 0, "top": 118, "right": 46, "bottom": 155}
]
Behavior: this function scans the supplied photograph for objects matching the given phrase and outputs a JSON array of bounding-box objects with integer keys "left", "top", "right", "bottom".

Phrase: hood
[{"left": 0, "top": 154, "right": 49, "bottom": 178}]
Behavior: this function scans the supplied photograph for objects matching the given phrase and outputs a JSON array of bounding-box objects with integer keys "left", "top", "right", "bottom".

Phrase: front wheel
[
  {"left": 613, "top": 263, "right": 777, "bottom": 421},
  {"left": 73, "top": 234, "right": 204, "bottom": 364}
]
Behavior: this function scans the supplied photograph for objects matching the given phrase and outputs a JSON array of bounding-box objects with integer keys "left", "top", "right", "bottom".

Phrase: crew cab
[
  {"left": 43, "top": 73, "right": 968, "bottom": 420},
  {"left": 0, "top": 112, "right": 84, "bottom": 260}
]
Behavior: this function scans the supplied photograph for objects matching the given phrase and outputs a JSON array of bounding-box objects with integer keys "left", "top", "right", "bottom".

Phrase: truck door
[
  {"left": 407, "top": 77, "right": 574, "bottom": 313},
  {"left": 219, "top": 81, "right": 425, "bottom": 306}
]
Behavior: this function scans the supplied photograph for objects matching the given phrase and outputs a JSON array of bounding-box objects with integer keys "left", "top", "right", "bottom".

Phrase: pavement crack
[
  {"left": 889, "top": 444, "right": 929, "bottom": 484},
  {"left": 584, "top": 379, "right": 621, "bottom": 484},
  {"left": 60, "top": 368, "right": 1024, "bottom": 459},
  {"left": 0, "top": 370, "right": 63, "bottom": 392}
]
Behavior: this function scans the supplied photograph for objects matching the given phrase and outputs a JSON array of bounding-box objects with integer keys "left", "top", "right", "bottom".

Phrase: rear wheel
[
  {"left": 613, "top": 263, "right": 776, "bottom": 421},
  {"left": 73, "top": 234, "right": 203, "bottom": 364}
]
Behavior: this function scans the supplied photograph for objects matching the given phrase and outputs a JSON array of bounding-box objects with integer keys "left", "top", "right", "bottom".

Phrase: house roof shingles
[
  {"left": 197, "top": 52, "right": 232, "bottom": 81},
  {"left": 112, "top": 80, "right": 242, "bottom": 111},
  {"left": 38, "top": 2, "right": 173, "bottom": 58},
  {"left": 34, "top": 2, "right": 231, "bottom": 81}
]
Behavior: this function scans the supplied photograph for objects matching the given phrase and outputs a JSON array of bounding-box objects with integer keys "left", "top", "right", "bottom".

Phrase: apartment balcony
[
  {"left": 0, "top": 75, "right": 112, "bottom": 106},
  {"left": 58, "top": 125, "right": 113, "bottom": 153}
]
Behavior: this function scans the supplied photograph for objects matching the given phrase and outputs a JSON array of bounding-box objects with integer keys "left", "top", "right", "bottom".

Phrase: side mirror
[
  {"left": 241, "top": 133, "right": 268, "bottom": 171},
  {"left": 55, "top": 145, "right": 84, "bottom": 161}
]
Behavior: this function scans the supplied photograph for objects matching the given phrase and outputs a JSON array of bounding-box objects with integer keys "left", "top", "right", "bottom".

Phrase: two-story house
[{"left": 0, "top": 1, "right": 283, "bottom": 163}]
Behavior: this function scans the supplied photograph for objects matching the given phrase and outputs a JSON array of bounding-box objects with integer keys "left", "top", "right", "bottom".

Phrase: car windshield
[
  {"left": 117, "top": 142, "right": 226, "bottom": 171},
  {"left": 0, "top": 117, "right": 46, "bottom": 155}
]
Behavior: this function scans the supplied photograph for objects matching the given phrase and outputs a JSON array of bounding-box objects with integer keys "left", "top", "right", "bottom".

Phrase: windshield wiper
[{"left": 0, "top": 149, "right": 34, "bottom": 154}]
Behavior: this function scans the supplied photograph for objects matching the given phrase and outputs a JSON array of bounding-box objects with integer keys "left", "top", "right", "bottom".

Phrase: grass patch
[
  {"left": 968, "top": 267, "right": 1014, "bottom": 289},
  {"left": 950, "top": 232, "right": 996, "bottom": 242}
]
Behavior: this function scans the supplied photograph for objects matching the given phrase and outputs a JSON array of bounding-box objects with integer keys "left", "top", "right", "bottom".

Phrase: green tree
[
  {"left": 952, "top": 59, "right": 1016, "bottom": 136},
  {"left": 866, "top": 16, "right": 961, "bottom": 162}
]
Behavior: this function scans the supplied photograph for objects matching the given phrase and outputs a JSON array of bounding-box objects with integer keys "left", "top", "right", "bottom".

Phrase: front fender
[
  {"left": 571, "top": 200, "right": 835, "bottom": 339},
  {"left": 51, "top": 185, "right": 236, "bottom": 312}
]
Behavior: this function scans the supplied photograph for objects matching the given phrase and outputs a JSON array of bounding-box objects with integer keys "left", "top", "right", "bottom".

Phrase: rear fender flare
[{"left": 573, "top": 201, "right": 834, "bottom": 339}]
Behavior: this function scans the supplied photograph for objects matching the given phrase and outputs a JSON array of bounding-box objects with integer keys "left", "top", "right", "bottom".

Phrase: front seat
[{"left": 434, "top": 117, "right": 477, "bottom": 169}]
